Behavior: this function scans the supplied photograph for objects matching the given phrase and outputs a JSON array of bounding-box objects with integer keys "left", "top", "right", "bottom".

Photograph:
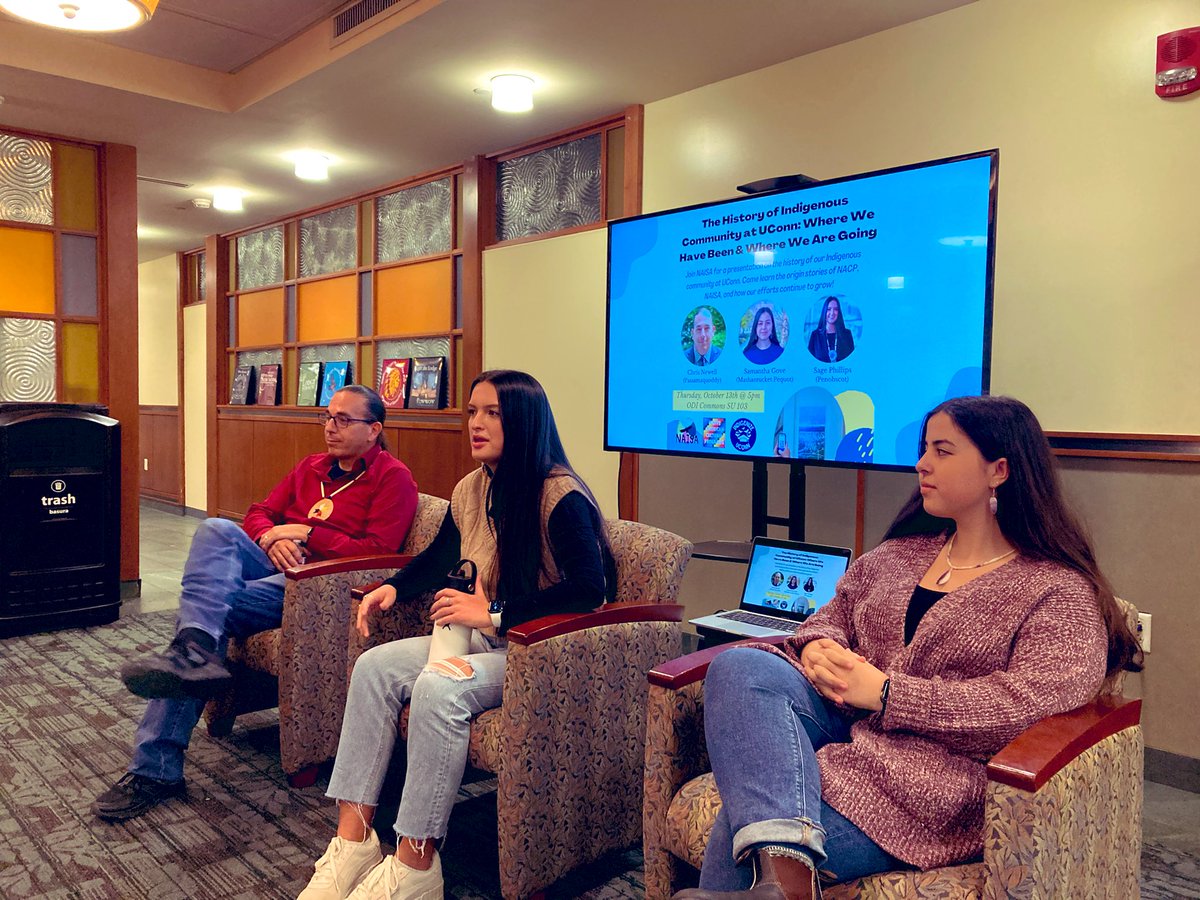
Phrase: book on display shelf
[
  {"left": 229, "top": 365, "right": 255, "bottom": 405},
  {"left": 318, "top": 361, "right": 351, "bottom": 406},
  {"left": 256, "top": 364, "right": 281, "bottom": 405},
  {"left": 378, "top": 358, "right": 411, "bottom": 409},
  {"left": 297, "top": 362, "right": 323, "bottom": 407},
  {"left": 408, "top": 356, "right": 446, "bottom": 410}
]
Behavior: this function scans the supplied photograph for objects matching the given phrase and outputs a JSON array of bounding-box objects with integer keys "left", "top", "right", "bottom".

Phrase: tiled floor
[{"left": 129, "top": 502, "right": 1200, "bottom": 850}]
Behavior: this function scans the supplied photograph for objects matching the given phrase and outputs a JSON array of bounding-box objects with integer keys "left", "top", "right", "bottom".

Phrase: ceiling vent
[{"left": 331, "top": 0, "right": 419, "bottom": 46}]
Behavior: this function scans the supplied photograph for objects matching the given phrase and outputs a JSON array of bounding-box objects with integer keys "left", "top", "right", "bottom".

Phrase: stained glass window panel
[
  {"left": 0, "top": 226, "right": 55, "bottom": 315},
  {"left": 375, "top": 260, "right": 451, "bottom": 335},
  {"left": 54, "top": 143, "right": 98, "bottom": 232},
  {"left": 61, "top": 322, "right": 99, "bottom": 403},
  {"left": 376, "top": 178, "right": 452, "bottom": 263},
  {"left": 61, "top": 234, "right": 99, "bottom": 317},
  {"left": 0, "top": 134, "right": 53, "bottom": 226},
  {"left": 299, "top": 204, "right": 358, "bottom": 278},
  {"left": 237, "top": 225, "right": 284, "bottom": 290},
  {"left": 496, "top": 133, "right": 601, "bottom": 241},
  {"left": 297, "top": 276, "right": 357, "bottom": 343},
  {"left": 0, "top": 317, "right": 55, "bottom": 401}
]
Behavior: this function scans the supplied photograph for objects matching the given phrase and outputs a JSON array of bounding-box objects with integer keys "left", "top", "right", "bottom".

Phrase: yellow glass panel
[
  {"left": 375, "top": 259, "right": 452, "bottom": 335},
  {"left": 361, "top": 342, "right": 375, "bottom": 392},
  {"left": 61, "top": 322, "right": 99, "bottom": 403},
  {"left": 237, "top": 287, "right": 285, "bottom": 347},
  {"left": 0, "top": 226, "right": 56, "bottom": 315},
  {"left": 54, "top": 143, "right": 98, "bottom": 232},
  {"left": 606, "top": 127, "right": 626, "bottom": 220},
  {"left": 297, "top": 275, "right": 357, "bottom": 342}
]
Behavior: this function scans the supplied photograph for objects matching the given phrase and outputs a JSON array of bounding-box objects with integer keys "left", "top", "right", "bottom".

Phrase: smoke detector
[{"left": 191, "top": 197, "right": 212, "bottom": 209}]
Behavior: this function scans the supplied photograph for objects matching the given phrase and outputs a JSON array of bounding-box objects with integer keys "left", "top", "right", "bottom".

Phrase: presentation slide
[
  {"left": 742, "top": 543, "right": 848, "bottom": 617},
  {"left": 606, "top": 153, "right": 994, "bottom": 469}
]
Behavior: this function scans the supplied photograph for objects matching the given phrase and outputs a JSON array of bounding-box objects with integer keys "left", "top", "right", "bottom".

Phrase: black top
[
  {"left": 383, "top": 491, "right": 617, "bottom": 633},
  {"left": 905, "top": 584, "right": 948, "bottom": 644}
]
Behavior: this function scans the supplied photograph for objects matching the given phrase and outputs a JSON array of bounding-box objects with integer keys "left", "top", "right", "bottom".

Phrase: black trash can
[{"left": 0, "top": 403, "right": 121, "bottom": 635}]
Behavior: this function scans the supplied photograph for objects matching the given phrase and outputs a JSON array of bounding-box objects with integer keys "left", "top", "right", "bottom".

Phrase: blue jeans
[
  {"left": 698, "top": 648, "right": 906, "bottom": 890},
  {"left": 129, "top": 518, "right": 287, "bottom": 782},
  {"left": 326, "top": 632, "right": 507, "bottom": 840}
]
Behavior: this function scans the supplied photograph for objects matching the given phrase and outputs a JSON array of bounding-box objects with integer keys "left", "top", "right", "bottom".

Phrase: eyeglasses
[{"left": 319, "top": 412, "right": 376, "bottom": 429}]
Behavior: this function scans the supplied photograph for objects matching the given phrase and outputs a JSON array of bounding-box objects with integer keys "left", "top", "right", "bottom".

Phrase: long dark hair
[
  {"left": 747, "top": 306, "right": 780, "bottom": 348},
  {"left": 817, "top": 296, "right": 852, "bottom": 341},
  {"left": 885, "top": 395, "right": 1141, "bottom": 682},
  {"left": 473, "top": 370, "right": 612, "bottom": 605},
  {"left": 335, "top": 384, "right": 387, "bottom": 450}
]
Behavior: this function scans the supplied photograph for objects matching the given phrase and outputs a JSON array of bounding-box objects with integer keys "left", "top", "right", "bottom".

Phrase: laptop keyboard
[{"left": 718, "top": 610, "right": 798, "bottom": 631}]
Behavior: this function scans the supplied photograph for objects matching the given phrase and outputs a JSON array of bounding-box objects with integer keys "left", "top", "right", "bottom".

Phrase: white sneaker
[
  {"left": 346, "top": 852, "right": 443, "bottom": 900},
  {"left": 298, "top": 831, "right": 385, "bottom": 899}
]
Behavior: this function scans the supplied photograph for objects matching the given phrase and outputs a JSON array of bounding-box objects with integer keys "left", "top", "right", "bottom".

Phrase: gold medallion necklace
[{"left": 307, "top": 469, "right": 366, "bottom": 521}]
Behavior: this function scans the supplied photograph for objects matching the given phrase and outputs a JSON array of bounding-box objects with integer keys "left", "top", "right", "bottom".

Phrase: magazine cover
[
  {"left": 378, "top": 358, "right": 411, "bottom": 409},
  {"left": 297, "top": 362, "right": 323, "bottom": 406},
  {"left": 256, "top": 364, "right": 281, "bottom": 405},
  {"left": 408, "top": 356, "right": 445, "bottom": 409},
  {"left": 229, "top": 365, "right": 255, "bottom": 405},
  {"left": 318, "top": 361, "right": 350, "bottom": 406}
]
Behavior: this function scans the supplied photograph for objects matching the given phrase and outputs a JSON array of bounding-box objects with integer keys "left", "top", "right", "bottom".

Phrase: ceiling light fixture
[
  {"left": 292, "top": 151, "right": 331, "bottom": 182},
  {"left": 0, "top": 0, "right": 158, "bottom": 32},
  {"left": 489, "top": 74, "right": 535, "bottom": 113},
  {"left": 211, "top": 188, "right": 244, "bottom": 213}
]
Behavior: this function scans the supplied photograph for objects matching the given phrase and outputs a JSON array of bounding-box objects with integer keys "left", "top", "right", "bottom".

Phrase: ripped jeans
[
  {"left": 698, "top": 647, "right": 904, "bottom": 890},
  {"left": 326, "top": 632, "right": 507, "bottom": 840}
]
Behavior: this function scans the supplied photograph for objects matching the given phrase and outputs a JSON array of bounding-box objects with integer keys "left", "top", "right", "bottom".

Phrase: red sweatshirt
[{"left": 241, "top": 444, "right": 417, "bottom": 561}]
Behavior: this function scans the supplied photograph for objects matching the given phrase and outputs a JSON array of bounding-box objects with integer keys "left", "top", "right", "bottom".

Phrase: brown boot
[{"left": 672, "top": 847, "right": 820, "bottom": 900}]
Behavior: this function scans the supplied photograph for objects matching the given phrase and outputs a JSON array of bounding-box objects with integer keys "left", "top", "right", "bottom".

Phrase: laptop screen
[{"left": 739, "top": 538, "right": 853, "bottom": 623}]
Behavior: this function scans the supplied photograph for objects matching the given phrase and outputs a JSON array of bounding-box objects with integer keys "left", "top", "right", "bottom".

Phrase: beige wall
[
  {"left": 633, "top": 0, "right": 1198, "bottom": 757},
  {"left": 482, "top": 229, "right": 620, "bottom": 517},
  {"left": 136, "top": 254, "right": 178, "bottom": 406},
  {"left": 182, "top": 304, "right": 207, "bottom": 511}
]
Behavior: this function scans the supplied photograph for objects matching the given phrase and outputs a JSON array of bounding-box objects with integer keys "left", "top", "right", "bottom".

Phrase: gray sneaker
[{"left": 298, "top": 831, "right": 385, "bottom": 900}]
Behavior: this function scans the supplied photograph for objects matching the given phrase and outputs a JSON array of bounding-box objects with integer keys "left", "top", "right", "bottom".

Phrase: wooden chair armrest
[
  {"left": 285, "top": 554, "right": 414, "bottom": 582},
  {"left": 505, "top": 602, "right": 685, "bottom": 646},
  {"left": 647, "top": 634, "right": 791, "bottom": 690},
  {"left": 987, "top": 695, "right": 1141, "bottom": 791},
  {"left": 351, "top": 582, "right": 383, "bottom": 600}
]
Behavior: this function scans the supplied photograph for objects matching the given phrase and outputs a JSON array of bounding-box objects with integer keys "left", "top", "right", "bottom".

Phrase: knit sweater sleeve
[
  {"left": 777, "top": 553, "right": 866, "bottom": 661},
  {"left": 881, "top": 576, "right": 1108, "bottom": 756}
]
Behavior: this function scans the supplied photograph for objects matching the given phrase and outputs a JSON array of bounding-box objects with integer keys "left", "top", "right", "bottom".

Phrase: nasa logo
[{"left": 730, "top": 418, "right": 756, "bottom": 452}]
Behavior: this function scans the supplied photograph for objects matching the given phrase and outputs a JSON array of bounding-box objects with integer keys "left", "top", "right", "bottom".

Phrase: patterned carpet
[{"left": 1, "top": 611, "right": 1198, "bottom": 899}]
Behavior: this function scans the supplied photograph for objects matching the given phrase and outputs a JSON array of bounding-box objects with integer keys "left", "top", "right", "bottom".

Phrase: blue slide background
[
  {"left": 606, "top": 154, "right": 993, "bottom": 468},
  {"left": 742, "top": 544, "right": 849, "bottom": 616}
]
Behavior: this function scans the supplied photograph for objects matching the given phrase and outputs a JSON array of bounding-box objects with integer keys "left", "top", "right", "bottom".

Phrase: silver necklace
[{"left": 935, "top": 534, "right": 1017, "bottom": 586}]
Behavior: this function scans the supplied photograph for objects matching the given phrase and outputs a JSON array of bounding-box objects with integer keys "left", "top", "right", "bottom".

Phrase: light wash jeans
[
  {"left": 698, "top": 647, "right": 907, "bottom": 890},
  {"left": 129, "top": 517, "right": 287, "bottom": 782},
  {"left": 327, "top": 631, "right": 507, "bottom": 840}
]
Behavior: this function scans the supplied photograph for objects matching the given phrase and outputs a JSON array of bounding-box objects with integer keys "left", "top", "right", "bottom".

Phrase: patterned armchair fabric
[
  {"left": 644, "top": 600, "right": 1144, "bottom": 900},
  {"left": 202, "top": 492, "right": 448, "bottom": 782},
  {"left": 354, "top": 518, "right": 693, "bottom": 899}
]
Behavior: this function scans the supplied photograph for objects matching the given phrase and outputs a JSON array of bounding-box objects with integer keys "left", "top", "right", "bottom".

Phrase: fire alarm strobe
[{"left": 1157, "top": 27, "right": 1200, "bottom": 98}]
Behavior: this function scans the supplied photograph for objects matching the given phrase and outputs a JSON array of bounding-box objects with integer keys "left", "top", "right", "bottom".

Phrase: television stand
[{"left": 693, "top": 460, "right": 806, "bottom": 562}]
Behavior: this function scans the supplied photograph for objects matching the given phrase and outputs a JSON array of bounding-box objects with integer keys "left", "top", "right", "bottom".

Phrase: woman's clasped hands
[
  {"left": 356, "top": 580, "right": 494, "bottom": 638},
  {"left": 799, "top": 638, "right": 888, "bottom": 711}
]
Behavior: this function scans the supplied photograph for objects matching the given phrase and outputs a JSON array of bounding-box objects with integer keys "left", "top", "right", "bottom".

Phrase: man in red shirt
[{"left": 93, "top": 385, "right": 417, "bottom": 821}]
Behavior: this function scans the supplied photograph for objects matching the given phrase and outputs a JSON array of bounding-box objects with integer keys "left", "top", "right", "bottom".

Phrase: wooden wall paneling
[
  {"left": 217, "top": 416, "right": 255, "bottom": 517},
  {"left": 100, "top": 142, "right": 140, "bottom": 581},
  {"left": 391, "top": 422, "right": 467, "bottom": 501},
  {"left": 139, "top": 406, "right": 181, "bottom": 502},
  {"left": 205, "top": 234, "right": 230, "bottom": 515},
  {"left": 618, "top": 105, "right": 644, "bottom": 521}
]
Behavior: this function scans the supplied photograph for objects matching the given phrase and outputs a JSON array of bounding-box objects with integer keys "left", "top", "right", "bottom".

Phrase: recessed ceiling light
[
  {"left": 489, "top": 74, "right": 535, "bottom": 113},
  {"left": 292, "top": 151, "right": 331, "bottom": 181},
  {"left": 212, "top": 188, "right": 244, "bottom": 212},
  {"left": 0, "top": 0, "right": 158, "bottom": 32}
]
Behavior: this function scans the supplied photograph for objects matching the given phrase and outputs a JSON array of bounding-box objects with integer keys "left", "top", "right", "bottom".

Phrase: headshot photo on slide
[
  {"left": 740, "top": 302, "right": 788, "bottom": 365},
  {"left": 682, "top": 306, "right": 726, "bottom": 366},
  {"left": 805, "top": 295, "right": 859, "bottom": 364}
]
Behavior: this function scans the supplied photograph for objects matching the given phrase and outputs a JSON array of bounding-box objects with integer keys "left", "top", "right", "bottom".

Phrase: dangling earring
[{"left": 989, "top": 487, "right": 998, "bottom": 516}]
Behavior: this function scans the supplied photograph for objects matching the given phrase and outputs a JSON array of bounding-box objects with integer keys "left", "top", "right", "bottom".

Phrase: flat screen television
[{"left": 604, "top": 150, "right": 997, "bottom": 471}]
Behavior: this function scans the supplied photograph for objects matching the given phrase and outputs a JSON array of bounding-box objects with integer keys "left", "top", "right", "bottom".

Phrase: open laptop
[{"left": 690, "top": 537, "right": 852, "bottom": 639}]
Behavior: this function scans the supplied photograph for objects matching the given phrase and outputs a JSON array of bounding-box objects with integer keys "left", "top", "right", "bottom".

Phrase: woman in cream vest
[{"left": 299, "top": 370, "right": 615, "bottom": 900}]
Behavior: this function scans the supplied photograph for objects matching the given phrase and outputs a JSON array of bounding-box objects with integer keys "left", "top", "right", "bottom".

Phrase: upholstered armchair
[
  {"left": 202, "top": 492, "right": 448, "bottom": 786},
  {"left": 643, "top": 601, "right": 1144, "bottom": 900},
  {"left": 349, "top": 518, "right": 693, "bottom": 900}
]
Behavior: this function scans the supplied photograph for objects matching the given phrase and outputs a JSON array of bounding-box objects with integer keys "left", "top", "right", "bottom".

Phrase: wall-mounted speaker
[{"left": 1157, "top": 27, "right": 1200, "bottom": 98}]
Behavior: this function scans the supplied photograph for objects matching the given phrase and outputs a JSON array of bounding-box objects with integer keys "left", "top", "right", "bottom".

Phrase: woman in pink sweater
[{"left": 676, "top": 396, "right": 1142, "bottom": 900}]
